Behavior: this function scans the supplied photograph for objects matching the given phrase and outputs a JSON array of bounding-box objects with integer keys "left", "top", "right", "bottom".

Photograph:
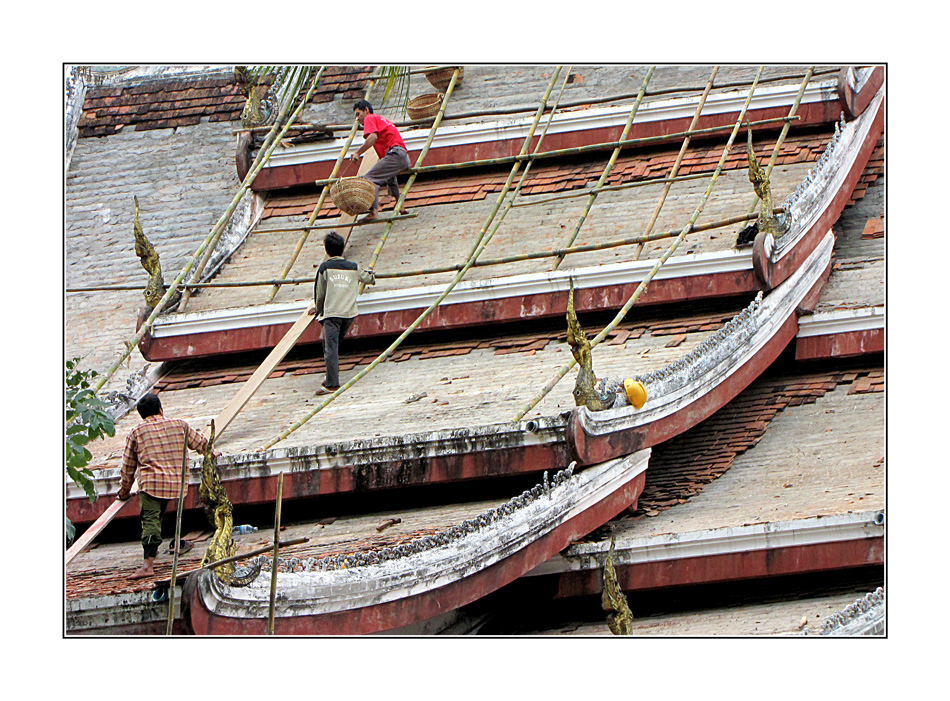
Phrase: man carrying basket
[{"left": 350, "top": 100, "right": 411, "bottom": 222}]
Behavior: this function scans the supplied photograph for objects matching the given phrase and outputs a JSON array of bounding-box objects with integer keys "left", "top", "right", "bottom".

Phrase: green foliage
[
  {"left": 65, "top": 357, "right": 115, "bottom": 504},
  {"left": 238, "top": 65, "right": 321, "bottom": 121},
  {"left": 378, "top": 66, "right": 412, "bottom": 117}
]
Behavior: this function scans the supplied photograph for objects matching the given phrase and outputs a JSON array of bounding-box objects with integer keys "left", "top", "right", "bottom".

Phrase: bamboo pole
[
  {"left": 508, "top": 171, "right": 713, "bottom": 208},
  {"left": 510, "top": 67, "right": 766, "bottom": 423},
  {"left": 552, "top": 67, "right": 655, "bottom": 270},
  {"left": 260, "top": 69, "right": 568, "bottom": 450},
  {"left": 456, "top": 65, "right": 573, "bottom": 262},
  {"left": 633, "top": 66, "right": 720, "bottom": 262},
  {"left": 265, "top": 67, "right": 386, "bottom": 303},
  {"left": 254, "top": 212, "right": 415, "bottom": 235},
  {"left": 747, "top": 67, "right": 814, "bottom": 216},
  {"left": 64, "top": 208, "right": 775, "bottom": 293},
  {"left": 359, "top": 68, "right": 462, "bottom": 293},
  {"left": 92, "top": 69, "right": 325, "bottom": 394},
  {"left": 267, "top": 472, "right": 284, "bottom": 635},
  {"left": 165, "top": 432, "right": 191, "bottom": 636},
  {"left": 192, "top": 537, "right": 308, "bottom": 572},
  {"left": 234, "top": 67, "right": 839, "bottom": 135},
  {"left": 180, "top": 67, "right": 327, "bottom": 312}
]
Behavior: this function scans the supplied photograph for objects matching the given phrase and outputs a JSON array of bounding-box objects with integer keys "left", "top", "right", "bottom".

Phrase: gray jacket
[{"left": 313, "top": 257, "right": 375, "bottom": 320}]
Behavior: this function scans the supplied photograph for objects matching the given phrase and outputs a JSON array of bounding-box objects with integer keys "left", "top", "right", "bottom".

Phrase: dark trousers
[
  {"left": 364, "top": 146, "right": 410, "bottom": 210},
  {"left": 321, "top": 317, "right": 354, "bottom": 387},
  {"left": 140, "top": 491, "right": 168, "bottom": 559}
]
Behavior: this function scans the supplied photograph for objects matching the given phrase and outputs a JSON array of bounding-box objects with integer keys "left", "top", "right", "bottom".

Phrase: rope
[
  {"left": 92, "top": 68, "right": 326, "bottom": 395},
  {"left": 509, "top": 67, "right": 767, "bottom": 423},
  {"left": 260, "top": 67, "right": 571, "bottom": 450}
]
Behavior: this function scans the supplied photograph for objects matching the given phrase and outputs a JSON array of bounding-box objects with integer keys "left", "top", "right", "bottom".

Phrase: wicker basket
[
  {"left": 425, "top": 66, "right": 463, "bottom": 92},
  {"left": 329, "top": 177, "right": 376, "bottom": 216},
  {"left": 407, "top": 93, "right": 444, "bottom": 120}
]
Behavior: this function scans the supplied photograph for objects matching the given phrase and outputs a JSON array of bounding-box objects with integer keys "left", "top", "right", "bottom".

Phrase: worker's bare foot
[
  {"left": 359, "top": 209, "right": 378, "bottom": 222},
  {"left": 396, "top": 207, "right": 409, "bottom": 216},
  {"left": 129, "top": 565, "right": 155, "bottom": 580}
]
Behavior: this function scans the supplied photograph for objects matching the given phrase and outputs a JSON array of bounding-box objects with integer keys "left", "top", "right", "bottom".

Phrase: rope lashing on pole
[
  {"left": 92, "top": 68, "right": 326, "bottom": 395},
  {"left": 259, "top": 67, "right": 570, "bottom": 450},
  {"left": 509, "top": 66, "right": 767, "bottom": 423}
]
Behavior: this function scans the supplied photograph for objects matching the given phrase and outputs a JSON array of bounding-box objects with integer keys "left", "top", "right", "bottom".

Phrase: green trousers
[{"left": 139, "top": 491, "right": 168, "bottom": 559}]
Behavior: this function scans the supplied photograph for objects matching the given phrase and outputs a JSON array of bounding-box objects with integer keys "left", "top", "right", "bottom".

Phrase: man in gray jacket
[{"left": 310, "top": 231, "right": 376, "bottom": 394}]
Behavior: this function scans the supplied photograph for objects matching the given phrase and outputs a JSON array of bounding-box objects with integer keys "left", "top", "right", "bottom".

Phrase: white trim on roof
[
  {"left": 525, "top": 510, "right": 884, "bottom": 576},
  {"left": 150, "top": 248, "right": 754, "bottom": 339},
  {"left": 264, "top": 79, "right": 841, "bottom": 170},
  {"left": 796, "top": 306, "right": 885, "bottom": 338}
]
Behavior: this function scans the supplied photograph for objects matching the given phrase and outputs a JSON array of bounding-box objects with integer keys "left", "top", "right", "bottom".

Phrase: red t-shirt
[{"left": 362, "top": 113, "right": 406, "bottom": 158}]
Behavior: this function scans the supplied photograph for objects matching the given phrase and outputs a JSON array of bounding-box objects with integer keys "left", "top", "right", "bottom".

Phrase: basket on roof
[
  {"left": 329, "top": 177, "right": 376, "bottom": 216},
  {"left": 407, "top": 93, "right": 444, "bottom": 120},
  {"left": 425, "top": 66, "right": 463, "bottom": 92}
]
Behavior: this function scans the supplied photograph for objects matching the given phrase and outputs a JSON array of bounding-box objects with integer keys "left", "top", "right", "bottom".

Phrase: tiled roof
[
  {"left": 628, "top": 365, "right": 884, "bottom": 518},
  {"left": 845, "top": 136, "right": 884, "bottom": 206},
  {"left": 79, "top": 77, "right": 245, "bottom": 136},
  {"left": 262, "top": 131, "right": 836, "bottom": 220},
  {"left": 78, "top": 66, "right": 373, "bottom": 138},
  {"left": 153, "top": 307, "right": 737, "bottom": 393}
]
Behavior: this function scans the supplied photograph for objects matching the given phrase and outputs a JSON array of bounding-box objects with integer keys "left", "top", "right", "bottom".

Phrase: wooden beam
[{"left": 65, "top": 479, "right": 138, "bottom": 566}]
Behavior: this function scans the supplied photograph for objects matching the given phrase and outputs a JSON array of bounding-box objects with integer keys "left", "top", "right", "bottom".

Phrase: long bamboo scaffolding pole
[
  {"left": 92, "top": 69, "right": 325, "bottom": 395},
  {"left": 306, "top": 115, "right": 798, "bottom": 189},
  {"left": 358, "top": 68, "right": 462, "bottom": 293},
  {"left": 255, "top": 212, "right": 415, "bottom": 235},
  {"left": 551, "top": 67, "right": 655, "bottom": 270},
  {"left": 633, "top": 67, "right": 720, "bottom": 262},
  {"left": 165, "top": 433, "right": 190, "bottom": 636},
  {"left": 260, "top": 69, "right": 568, "bottom": 450},
  {"left": 267, "top": 471, "right": 284, "bottom": 635},
  {"left": 508, "top": 171, "right": 714, "bottom": 208},
  {"left": 746, "top": 67, "right": 814, "bottom": 217},
  {"left": 180, "top": 67, "right": 328, "bottom": 312},
  {"left": 510, "top": 67, "right": 766, "bottom": 423},
  {"left": 235, "top": 67, "right": 840, "bottom": 135},
  {"left": 66, "top": 208, "right": 788, "bottom": 294},
  {"left": 456, "top": 65, "right": 573, "bottom": 262},
  {"left": 265, "top": 67, "right": 386, "bottom": 303},
  {"left": 189, "top": 537, "right": 308, "bottom": 573}
]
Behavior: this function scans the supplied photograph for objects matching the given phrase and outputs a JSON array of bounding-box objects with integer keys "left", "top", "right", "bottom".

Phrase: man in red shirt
[
  {"left": 117, "top": 393, "right": 211, "bottom": 579},
  {"left": 350, "top": 100, "right": 411, "bottom": 222}
]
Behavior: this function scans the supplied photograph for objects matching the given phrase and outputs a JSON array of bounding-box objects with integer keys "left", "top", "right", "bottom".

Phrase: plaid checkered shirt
[{"left": 120, "top": 415, "right": 209, "bottom": 500}]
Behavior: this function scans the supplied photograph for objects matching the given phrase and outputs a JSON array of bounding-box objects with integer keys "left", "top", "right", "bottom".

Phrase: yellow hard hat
[{"left": 624, "top": 379, "right": 648, "bottom": 409}]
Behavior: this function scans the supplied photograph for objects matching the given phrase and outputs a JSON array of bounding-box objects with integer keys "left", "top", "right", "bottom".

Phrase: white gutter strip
[
  {"left": 151, "top": 248, "right": 754, "bottom": 338},
  {"left": 796, "top": 306, "right": 885, "bottom": 338},
  {"left": 265, "top": 80, "right": 840, "bottom": 170},
  {"left": 525, "top": 510, "right": 884, "bottom": 577}
]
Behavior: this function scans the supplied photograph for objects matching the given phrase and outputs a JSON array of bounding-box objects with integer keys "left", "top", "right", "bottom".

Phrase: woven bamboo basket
[
  {"left": 425, "top": 66, "right": 463, "bottom": 92},
  {"left": 329, "top": 177, "right": 376, "bottom": 215},
  {"left": 407, "top": 93, "right": 444, "bottom": 120}
]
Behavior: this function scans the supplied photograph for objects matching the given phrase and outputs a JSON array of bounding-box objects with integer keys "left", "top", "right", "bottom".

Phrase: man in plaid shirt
[{"left": 118, "top": 393, "right": 210, "bottom": 579}]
